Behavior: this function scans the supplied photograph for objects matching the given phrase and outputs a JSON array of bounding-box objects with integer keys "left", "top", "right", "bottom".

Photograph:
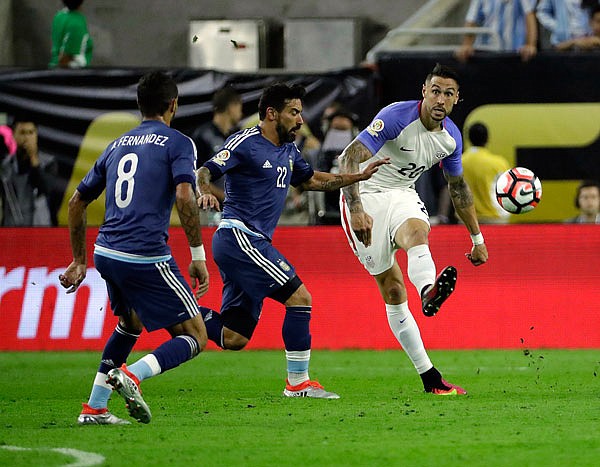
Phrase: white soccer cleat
[
  {"left": 77, "top": 403, "right": 131, "bottom": 425},
  {"left": 106, "top": 365, "right": 152, "bottom": 424},
  {"left": 283, "top": 379, "right": 340, "bottom": 399}
]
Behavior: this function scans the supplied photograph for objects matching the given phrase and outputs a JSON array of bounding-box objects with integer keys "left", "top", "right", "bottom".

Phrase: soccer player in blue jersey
[
  {"left": 196, "top": 82, "right": 388, "bottom": 399},
  {"left": 60, "top": 71, "right": 210, "bottom": 424},
  {"left": 339, "top": 64, "right": 488, "bottom": 395}
]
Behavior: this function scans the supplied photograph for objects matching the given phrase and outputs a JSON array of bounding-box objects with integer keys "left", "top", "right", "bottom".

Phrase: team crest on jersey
[
  {"left": 211, "top": 149, "right": 231, "bottom": 166},
  {"left": 365, "top": 255, "right": 375, "bottom": 269},
  {"left": 367, "top": 119, "right": 384, "bottom": 136},
  {"left": 434, "top": 151, "right": 447, "bottom": 160},
  {"left": 278, "top": 259, "right": 291, "bottom": 272}
]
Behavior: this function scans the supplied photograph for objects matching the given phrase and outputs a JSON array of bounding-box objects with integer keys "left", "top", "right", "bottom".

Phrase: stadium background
[{"left": 0, "top": 1, "right": 599, "bottom": 352}]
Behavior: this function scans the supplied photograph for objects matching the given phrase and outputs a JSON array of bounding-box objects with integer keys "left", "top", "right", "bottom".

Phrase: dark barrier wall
[
  {"left": 0, "top": 67, "right": 376, "bottom": 225},
  {"left": 1, "top": 225, "right": 599, "bottom": 350},
  {"left": 376, "top": 52, "right": 600, "bottom": 223}
]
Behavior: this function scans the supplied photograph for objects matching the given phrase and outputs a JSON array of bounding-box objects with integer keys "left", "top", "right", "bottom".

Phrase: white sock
[
  {"left": 286, "top": 350, "right": 310, "bottom": 386},
  {"left": 407, "top": 244, "right": 436, "bottom": 296},
  {"left": 386, "top": 302, "right": 433, "bottom": 374}
]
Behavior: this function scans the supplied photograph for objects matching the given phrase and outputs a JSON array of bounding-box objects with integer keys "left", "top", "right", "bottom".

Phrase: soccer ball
[{"left": 495, "top": 167, "right": 542, "bottom": 214}]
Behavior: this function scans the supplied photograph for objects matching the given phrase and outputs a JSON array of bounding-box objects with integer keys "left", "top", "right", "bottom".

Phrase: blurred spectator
[
  {"left": 461, "top": 122, "right": 511, "bottom": 224},
  {"left": 536, "top": 0, "right": 591, "bottom": 48},
  {"left": 310, "top": 107, "right": 359, "bottom": 225},
  {"left": 49, "top": 0, "right": 93, "bottom": 69},
  {"left": 555, "top": 5, "right": 600, "bottom": 50},
  {"left": 455, "top": 0, "right": 538, "bottom": 62},
  {"left": 191, "top": 86, "right": 243, "bottom": 224},
  {"left": 0, "top": 118, "right": 58, "bottom": 226},
  {"left": 567, "top": 180, "right": 600, "bottom": 223}
]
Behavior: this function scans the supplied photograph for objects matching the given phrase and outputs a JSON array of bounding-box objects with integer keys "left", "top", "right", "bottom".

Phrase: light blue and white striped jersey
[
  {"left": 536, "top": 0, "right": 592, "bottom": 45},
  {"left": 466, "top": 0, "right": 536, "bottom": 51}
]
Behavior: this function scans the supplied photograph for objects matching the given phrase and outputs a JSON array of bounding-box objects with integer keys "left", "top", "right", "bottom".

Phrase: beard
[{"left": 276, "top": 122, "right": 298, "bottom": 143}]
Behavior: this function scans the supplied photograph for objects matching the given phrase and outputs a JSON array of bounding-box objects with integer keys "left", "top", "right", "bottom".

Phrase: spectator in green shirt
[{"left": 49, "top": 0, "right": 93, "bottom": 68}]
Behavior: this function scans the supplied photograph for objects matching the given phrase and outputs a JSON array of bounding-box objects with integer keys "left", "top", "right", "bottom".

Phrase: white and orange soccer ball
[{"left": 495, "top": 167, "right": 542, "bottom": 214}]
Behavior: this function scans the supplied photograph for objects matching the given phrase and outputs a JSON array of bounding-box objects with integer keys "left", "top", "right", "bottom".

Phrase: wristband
[
  {"left": 190, "top": 245, "right": 206, "bottom": 261},
  {"left": 470, "top": 232, "right": 484, "bottom": 246}
]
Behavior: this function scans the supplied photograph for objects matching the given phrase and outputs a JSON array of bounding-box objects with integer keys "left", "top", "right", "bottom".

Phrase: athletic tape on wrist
[
  {"left": 190, "top": 245, "right": 206, "bottom": 261},
  {"left": 470, "top": 232, "right": 484, "bottom": 246}
]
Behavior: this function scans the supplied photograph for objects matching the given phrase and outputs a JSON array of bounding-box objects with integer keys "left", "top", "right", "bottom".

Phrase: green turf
[{"left": 1, "top": 349, "right": 599, "bottom": 466}]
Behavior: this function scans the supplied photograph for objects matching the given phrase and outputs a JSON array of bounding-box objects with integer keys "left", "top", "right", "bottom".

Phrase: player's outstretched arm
[
  {"left": 301, "top": 156, "right": 388, "bottom": 192},
  {"left": 196, "top": 167, "right": 220, "bottom": 212},
  {"left": 446, "top": 173, "right": 488, "bottom": 266},
  {"left": 176, "top": 182, "right": 210, "bottom": 298},
  {"left": 59, "top": 190, "right": 89, "bottom": 293}
]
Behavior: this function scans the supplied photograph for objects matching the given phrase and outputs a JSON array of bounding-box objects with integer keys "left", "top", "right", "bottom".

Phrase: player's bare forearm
[
  {"left": 176, "top": 183, "right": 203, "bottom": 248},
  {"left": 447, "top": 174, "right": 480, "bottom": 233},
  {"left": 196, "top": 167, "right": 212, "bottom": 195},
  {"left": 338, "top": 140, "right": 374, "bottom": 213},
  {"left": 67, "top": 190, "right": 88, "bottom": 264}
]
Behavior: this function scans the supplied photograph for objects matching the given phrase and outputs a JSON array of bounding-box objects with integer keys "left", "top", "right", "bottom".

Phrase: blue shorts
[
  {"left": 212, "top": 227, "right": 300, "bottom": 336},
  {"left": 94, "top": 254, "right": 199, "bottom": 332}
]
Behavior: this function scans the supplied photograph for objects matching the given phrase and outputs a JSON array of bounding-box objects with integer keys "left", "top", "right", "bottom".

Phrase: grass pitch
[{"left": 1, "top": 349, "right": 599, "bottom": 466}]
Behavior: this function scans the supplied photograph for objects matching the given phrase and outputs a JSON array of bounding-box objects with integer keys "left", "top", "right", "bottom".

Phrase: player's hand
[
  {"left": 519, "top": 44, "right": 537, "bottom": 62},
  {"left": 189, "top": 260, "right": 210, "bottom": 299},
  {"left": 350, "top": 211, "right": 374, "bottom": 247},
  {"left": 454, "top": 44, "right": 474, "bottom": 63},
  {"left": 359, "top": 157, "right": 390, "bottom": 180},
  {"left": 465, "top": 243, "right": 488, "bottom": 266},
  {"left": 59, "top": 261, "right": 87, "bottom": 293},
  {"left": 197, "top": 193, "right": 221, "bottom": 211}
]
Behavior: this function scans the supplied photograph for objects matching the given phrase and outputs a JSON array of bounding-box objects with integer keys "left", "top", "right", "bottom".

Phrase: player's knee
[
  {"left": 386, "top": 285, "right": 405, "bottom": 302},
  {"left": 285, "top": 284, "right": 312, "bottom": 307},
  {"left": 223, "top": 330, "right": 248, "bottom": 351}
]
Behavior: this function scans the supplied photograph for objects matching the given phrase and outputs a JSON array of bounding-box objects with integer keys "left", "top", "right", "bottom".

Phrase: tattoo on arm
[
  {"left": 196, "top": 167, "right": 212, "bottom": 195},
  {"left": 176, "top": 186, "right": 203, "bottom": 247},
  {"left": 339, "top": 141, "right": 371, "bottom": 213},
  {"left": 448, "top": 176, "right": 473, "bottom": 209}
]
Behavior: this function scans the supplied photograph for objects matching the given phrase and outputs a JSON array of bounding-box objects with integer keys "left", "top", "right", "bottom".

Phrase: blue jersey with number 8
[{"left": 77, "top": 120, "right": 197, "bottom": 258}]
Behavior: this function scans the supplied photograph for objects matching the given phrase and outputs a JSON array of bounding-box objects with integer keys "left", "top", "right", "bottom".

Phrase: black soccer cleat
[{"left": 421, "top": 266, "right": 457, "bottom": 317}]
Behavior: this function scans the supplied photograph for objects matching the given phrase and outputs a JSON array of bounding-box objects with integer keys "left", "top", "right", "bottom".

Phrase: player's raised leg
[{"left": 375, "top": 263, "right": 465, "bottom": 395}]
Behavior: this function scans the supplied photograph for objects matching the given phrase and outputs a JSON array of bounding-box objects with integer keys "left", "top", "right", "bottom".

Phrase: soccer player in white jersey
[
  {"left": 339, "top": 63, "right": 488, "bottom": 395},
  {"left": 60, "top": 71, "right": 211, "bottom": 423}
]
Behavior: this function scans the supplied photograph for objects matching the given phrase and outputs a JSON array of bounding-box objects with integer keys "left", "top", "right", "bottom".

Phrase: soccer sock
[
  {"left": 87, "top": 324, "right": 139, "bottom": 409},
  {"left": 127, "top": 335, "right": 200, "bottom": 382},
  {"left": 407, "top": 244, "right": 436, "bottom": 295},
  {"left": 385, "top": 302, "right": 433, "bottom": 374},
  {"left": 420, "top": 366, "right": 449, "bottom": 391},
  {"left": 282, "top": 306, "right": 312, "bottom": 385},
  {"left": 199, "top": 306, "right": 224, "bottom": 348}
]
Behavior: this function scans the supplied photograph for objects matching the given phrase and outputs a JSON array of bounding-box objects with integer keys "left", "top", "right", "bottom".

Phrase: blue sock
[
  {"left": 200, "top": 306, "right": 224, "bottom": 348},
  {"left": 151, "top": 334, "right": 200, "bottom": 372},
  {"left": 98, "top": 324, "right": 140, "bottom": 374},
  {"left": 282, "top": 306, "right": 312, "bottom": 351},
  {"left": 283, "top": 306, "right": 312, "bottom": 380},
  {"left": 88, "top": 324, "right": 139, "bottom": 409}
]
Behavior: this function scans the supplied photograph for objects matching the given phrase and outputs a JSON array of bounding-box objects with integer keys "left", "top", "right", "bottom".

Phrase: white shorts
[{"left": 340, "top": 188, "right": 430, "bottom": 275}]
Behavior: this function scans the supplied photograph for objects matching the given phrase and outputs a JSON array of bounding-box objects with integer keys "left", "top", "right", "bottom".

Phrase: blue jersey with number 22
[{"left": 203, "top": 126, "right": 313, "bottom": 241}]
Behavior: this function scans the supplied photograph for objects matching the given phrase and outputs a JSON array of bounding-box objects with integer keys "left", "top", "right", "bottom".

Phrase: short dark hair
[
  {"left": 212, "top": 87, "right": 241, "bottom": 113},
  {"left": 136, "top": 71, "right": 178, "bottom": 118},
  {"left": 468, "top": 122, "right": 488, "bottom": 147},
  {"left": 10, "top": 114, "right": 36, "bottom": 130},
  {"left": 63, "top": 0, "right": 84, "bottom": 10},
  {"left": 576, "top": 180, "right": 600, "bottom": 207},
  {"left": 426, "top": 63, "right": 460, "bottom": 87},
  {"left": 258, "top": 82, "right": 306, "bottom": 120}
]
